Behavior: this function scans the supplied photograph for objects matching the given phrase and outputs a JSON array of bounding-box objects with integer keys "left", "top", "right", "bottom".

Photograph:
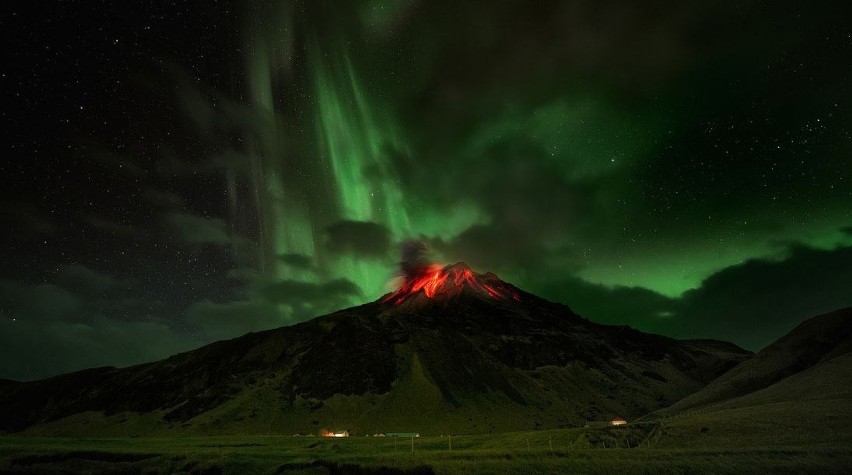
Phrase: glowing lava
[{"left": 383, "top": 263, "right": 521, "bottom": 304}]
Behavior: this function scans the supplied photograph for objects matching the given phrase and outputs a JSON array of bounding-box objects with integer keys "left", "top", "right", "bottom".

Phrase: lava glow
[
  {"left": 416, "top": 264, "right": 449, "bottom": 298},
  {"left": 383, "top": 263, "right": 521, "bottom": 304}
]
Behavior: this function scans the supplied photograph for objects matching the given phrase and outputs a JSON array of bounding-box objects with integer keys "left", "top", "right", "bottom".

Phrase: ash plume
[{"left": 399, "top": 240, "right": 435, "bottom": 280}]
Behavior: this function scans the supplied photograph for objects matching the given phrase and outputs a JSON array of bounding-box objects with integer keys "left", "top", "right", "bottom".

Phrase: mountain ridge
[
  {"left": 654, "top": 306, "right": 852, "bottom": 416},
  {"left": 0, "top": 263, "right": 751, "bottom": 435}
]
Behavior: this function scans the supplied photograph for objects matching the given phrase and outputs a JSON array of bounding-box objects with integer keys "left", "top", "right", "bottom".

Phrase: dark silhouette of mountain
[
  {"left": 0, "top": 263, "right": 751, "bottom": 435},
  {"left": 655, "top": 307, "right": 852, "bottom": 415}
]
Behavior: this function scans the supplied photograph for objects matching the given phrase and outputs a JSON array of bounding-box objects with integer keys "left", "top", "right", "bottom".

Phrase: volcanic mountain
[{"left": 0, "top": 263, "right": 751, "bottom": 436}]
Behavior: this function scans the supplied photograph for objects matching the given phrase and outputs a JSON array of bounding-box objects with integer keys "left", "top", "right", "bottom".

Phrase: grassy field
[
  {"left": 2, "top": 421, "right": 851, "bottom": 474},
  {"left": 3, "top": 395, "right": 852, "bottom": 473}
]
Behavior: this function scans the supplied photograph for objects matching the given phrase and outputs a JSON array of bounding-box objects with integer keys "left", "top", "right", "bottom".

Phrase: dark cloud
[
  {"left": 385, "top": 0, "right": 851, "bottom": 253},
  {"left": 278, "top": 253, "right": 315, "bottom": 270},
  {"left": 670, "top": 244, "right": 852, "bottom": 350},
  {"left": 530, "top": 243, "right": 852, "bottom": 351},
  {"left": 519, "top": 274, "right": 675, "bottom": 333},
  {"left": 260, "top": 278, "right": 361, "bottom": 308},
  {"left": 185, "top": 277, "right": 362, "bottom": 341},
  {"left": 0, "top": 268, "right": 168, "bottom": 328},
  {"left": 324, "top": 221, "right": 392, "bottom": 258},
  {"left": 391, "top": 2, "right": 706, "bottom": 127},
  {"left": 226, "top": 267, "right": 261, "bottom": 282},
  {"left": 437, "top": 223, "right": 553, "bottom": 274},
  {"left": 0, "top": 280, "right": 82, "bottom": 323},
  {"left": 0, "top": 318, "right": 196, "bottom": 382},
  {"left": 0, "top": 272, "right": 196, "bottom": 381},
  {"left": 185, "top": 299, "right": 281, "bottom": 341},
  {"left": 54, "top": 265, "right": 121, "bottom": 296},
  {"left": 406, "top": 137, "right": 629, "bottom": 277}
]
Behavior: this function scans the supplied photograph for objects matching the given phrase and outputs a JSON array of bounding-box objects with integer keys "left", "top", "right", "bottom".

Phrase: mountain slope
[
  {"left": 655, "top": 307, "right": 852, "bottom": 416},
  {"left": 0, "top": 263, "right": 751, "bottom": 435}
]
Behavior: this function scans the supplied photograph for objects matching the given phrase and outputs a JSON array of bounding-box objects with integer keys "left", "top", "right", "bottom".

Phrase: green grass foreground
[{"left": 2, "top": 423, "right": 851, "bottom": 474}]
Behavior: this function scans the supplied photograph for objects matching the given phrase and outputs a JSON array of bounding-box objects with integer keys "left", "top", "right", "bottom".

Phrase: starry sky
[{"left": 2, "top": 1, "right": 851, "bottom": 381}]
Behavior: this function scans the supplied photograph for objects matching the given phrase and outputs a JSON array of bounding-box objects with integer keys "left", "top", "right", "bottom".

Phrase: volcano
[
  {"left": 0, "top": 263, "right": 750, "bottom": 435},
  {"left": 383, "top": 262, "right": 521, "bottom": 304}
]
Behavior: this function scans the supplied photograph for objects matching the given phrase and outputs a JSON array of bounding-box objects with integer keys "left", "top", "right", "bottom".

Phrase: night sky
[{"left": 2, "top": 1, "right": 851, "bottom": 381}]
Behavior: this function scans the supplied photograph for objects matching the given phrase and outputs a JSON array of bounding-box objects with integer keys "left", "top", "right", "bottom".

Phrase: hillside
[
  {"left": 0, "top": 263, "right": 750, "bottom": 436},
  {"left": 655, "top": 307, "right": 852, "bottom": 416}
]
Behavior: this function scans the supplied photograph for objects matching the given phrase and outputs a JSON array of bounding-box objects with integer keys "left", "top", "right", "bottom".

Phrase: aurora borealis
[{"left": 2, "top": 1, "right": 851, "bottom": 381}]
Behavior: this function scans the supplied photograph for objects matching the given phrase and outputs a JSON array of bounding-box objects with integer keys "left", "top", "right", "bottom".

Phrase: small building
[
  {"left": 320, "top": 429, "right": 350, "bottom": 437},
  {"left": 610, "top": 417, "right": 627, "bottom": 426},
  {"left": 386, "top": 432, "right": 420, "bottom": 438}
]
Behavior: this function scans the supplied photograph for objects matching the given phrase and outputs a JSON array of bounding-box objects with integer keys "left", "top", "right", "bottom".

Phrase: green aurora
[
  {"left": 2, "top": 0, "right": 851, "bottom": 380},
  {"left": 227, "top": 2, "right": 851, "bottom": 301}
]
